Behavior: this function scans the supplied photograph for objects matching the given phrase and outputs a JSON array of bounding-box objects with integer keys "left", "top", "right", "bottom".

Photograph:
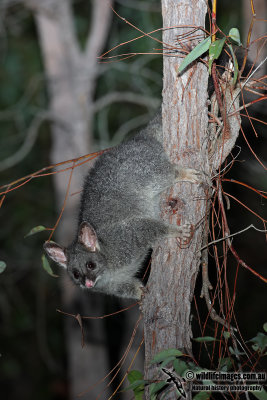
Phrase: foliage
[
  {"left": 126, "top": 325, "right": 267, "bottom": 399},
  {"left": 41, "top": 254, "right": 58, "bottom": 278},
  {"left": 178, "top": 27, "right": 241, "bottom": 84},
  {"left": 0, "top": 260, "right": 7, "bottom": 273},
  {"left": 249, "top": 331, "right": 267, "bottom": 354},
  {"left": 126, "top": 370, "right": 146, "bottom": 400},
  {"left": 24, "top": 225, "right": 47, "bottom": 238}
]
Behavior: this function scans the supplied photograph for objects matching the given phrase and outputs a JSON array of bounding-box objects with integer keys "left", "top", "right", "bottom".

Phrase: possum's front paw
[
  {"left": 135, "top": 283, "right": 146, "bottom": 301},
  {"left": 167, "top": 223, "right": 193, "bottom": 242},
  {"left": 176, "top": 223, "right": 194, "bottom": 247},
  {"left": 175, "top": 167, "right": 209, "bottom": 185},
  {"left": 126, "top": 280, "right": 145, "bottom": 301},
  {"left": 176, "top": 223, "right": 192, "bottom": 239}
]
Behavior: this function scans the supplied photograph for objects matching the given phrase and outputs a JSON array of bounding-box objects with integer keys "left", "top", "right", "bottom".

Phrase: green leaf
[
  {"left": 229, "top": 346, "right": 245, "bottom": 356},
  {"left": 208, "top": 38, "right": 226, "bottom": 73},
  {"left": 149, "top": 381, "right": 167, "bottom": 397},
  {"left": 124, "top": 379, "right": 146, "bottom": 392},
  {"left": 125, "top": 380, "right": 145, "bottom": 399},
  {"left": 161, "top": 356, "right": 176, "bottom": 368},
  {"left": 250, "top": 389, "right": 267, "bottom": 400},
  {"left": 223, "top": 331, "right": 231, "bottom": 340},
  {"left": 178, "top": 36, "right": 211, "bottom": 73},
  {"left": 249, "top": 332, "right": 267, "bottom": 353},
  {"left": 173, "top": 359, "right": 189, "bottom": 376},
  {"left": 41, "top": 254, "right": 59, "bottom": 278},
  {"left": 127, "top": 370, "right": 143, "bottom": 384},
  {"left": 228, "top": 28, "right": 242, "bottom": 46},
  {"left": 132, "top": 390, "right": 144, "bottom": 400},
  {"left": 0, "top": 261, "right": 7, "bottom": 274},
  {"left": 218, "top": 357, "right": 233, "bottom": 371},
  {"left": 126, "top": 370, "right": 146, "bottom": 399},
  {"left": 150, "top": 349, "right": 183, "bottom": 364},
  {"left": 194, "top": 336, "right": 217, "bottom": 343},
  {"left": 227, "top": 44, "right": 239, "bottom": 84},
  {"left": 188, "top": 361, "right": 200, "bottom": 370},
  {"left": 193, "top": 391, "right": 211, "bottom": 400},
  {"left": 263, "top": 323, "right": 267, "bottom": 333},
  {"left": 25, "top": 225, "right": 47, "bottom": 238}
]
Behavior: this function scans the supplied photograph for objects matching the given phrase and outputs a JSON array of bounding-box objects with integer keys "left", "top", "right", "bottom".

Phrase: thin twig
[
  {"left": 199, "top": 224, "right": 267, "bottom": 251},
  {"left": 0, "top": 110, "right": 53, "bottom": 171},
  {"left": 201, "top": 234, "right": 235, "bottom": 332},
  {"left": 227, "top": 55, "right": 267, "bottom": 114}
]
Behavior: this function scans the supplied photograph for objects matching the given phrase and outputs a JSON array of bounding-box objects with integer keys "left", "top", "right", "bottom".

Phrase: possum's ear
[
  {"left": 78, "top": 222, "right": 100, "bottom": 252},
  {"left": 43, "top": 242, "right": 67, "bottom": 268}
]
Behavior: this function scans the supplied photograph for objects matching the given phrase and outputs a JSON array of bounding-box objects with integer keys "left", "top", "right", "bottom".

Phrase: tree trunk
[
  {"left": 30, "top": 0, "right": 117, "bottom": 397},
  {"left": 143, "top": 0, "right": 209, "bottom": 397}
]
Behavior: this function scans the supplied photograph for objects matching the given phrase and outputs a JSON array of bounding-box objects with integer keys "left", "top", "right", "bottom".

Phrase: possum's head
[{"left": 43, "top": 222, "right": 107, "bottom": 290}]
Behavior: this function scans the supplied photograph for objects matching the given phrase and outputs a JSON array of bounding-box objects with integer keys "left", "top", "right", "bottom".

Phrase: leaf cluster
[{"left": 125, "top": 325, "right": 267, "bottom": 399}]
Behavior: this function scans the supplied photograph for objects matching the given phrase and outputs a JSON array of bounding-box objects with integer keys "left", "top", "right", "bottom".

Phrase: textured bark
[{"left": 143, "top": 0, "right": 209, "bottom": 397}]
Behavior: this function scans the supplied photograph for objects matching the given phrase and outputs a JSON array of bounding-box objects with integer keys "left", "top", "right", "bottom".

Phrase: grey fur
[{"left": 44, "top": 112, "right": 202, "bottom": 299}]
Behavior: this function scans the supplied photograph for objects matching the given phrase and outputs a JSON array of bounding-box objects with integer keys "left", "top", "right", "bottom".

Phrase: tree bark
[{"left": 143, "top": 0, "right": 209, "bottom": 397}]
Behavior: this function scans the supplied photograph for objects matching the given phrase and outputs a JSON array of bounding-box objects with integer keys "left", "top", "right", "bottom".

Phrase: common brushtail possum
[{"left": 43, "top": 113, "right": 203, "bottom": 299}]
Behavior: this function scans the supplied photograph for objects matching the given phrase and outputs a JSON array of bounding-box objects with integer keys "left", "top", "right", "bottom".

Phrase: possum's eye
[
  {"left": 86, "top": 261, "right": 96, "bottom": 271},
  {"left": 73, "top": 269, "right": 80, "bottom": 280}
]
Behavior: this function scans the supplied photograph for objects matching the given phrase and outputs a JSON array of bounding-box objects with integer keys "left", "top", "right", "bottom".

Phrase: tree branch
[
  {"left": 199, "top": 224, "right": 267, "bottom": 252},
  {"left": 93, "top": 91, "right": 160, "bottom": 113},
  {"left": 25, "top": 0, "right": 80, "bottom": 62},
  {"left": 83, "top": 0, "right": 114, "bottom": 80},
  {"left": 0, "top": 111, "right": 54, "bottom": 171}
]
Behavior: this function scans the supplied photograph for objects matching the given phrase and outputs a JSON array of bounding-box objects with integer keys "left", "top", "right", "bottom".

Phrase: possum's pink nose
[{"left": 85, "top": 279, "right": 94, "bottom": 288}]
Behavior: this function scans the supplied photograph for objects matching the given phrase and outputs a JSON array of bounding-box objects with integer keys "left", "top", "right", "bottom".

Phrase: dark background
[{"left": 0, "top": 1, "right": 266, "bottom": 399}]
